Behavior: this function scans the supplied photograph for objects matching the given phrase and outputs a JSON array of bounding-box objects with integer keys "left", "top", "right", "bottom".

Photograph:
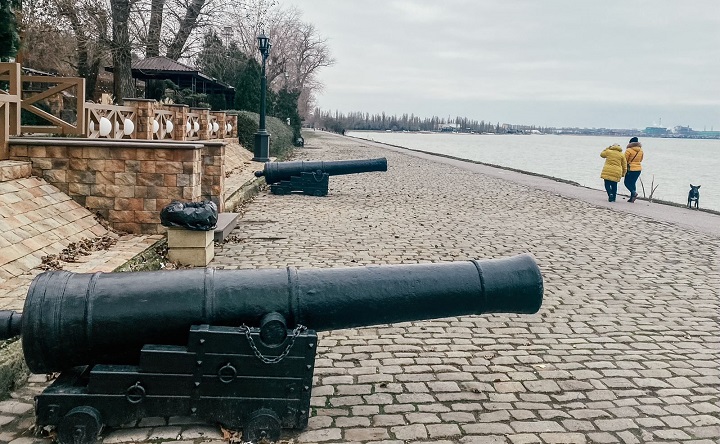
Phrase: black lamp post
[{"left": 253, "top": 34, "right": 271, "bottom": 162}]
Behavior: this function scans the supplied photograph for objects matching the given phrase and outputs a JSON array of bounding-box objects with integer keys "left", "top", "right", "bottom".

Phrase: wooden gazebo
[{"left": 107, "top": 57, "right": 235, "bottom": 106}]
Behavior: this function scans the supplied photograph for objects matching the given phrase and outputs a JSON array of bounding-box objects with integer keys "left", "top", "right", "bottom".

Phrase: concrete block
[
  {"left": 167, "top": 243, "right": 214, "bottom": 267},
  {"left": 214, "top": 213, "right": 240, "bottom": 242},
  {"left": 166, "top": 227, "right": 213, "bottom": 248}
]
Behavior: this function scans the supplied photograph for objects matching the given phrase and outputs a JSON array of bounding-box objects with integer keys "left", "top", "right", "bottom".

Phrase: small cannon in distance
[
  {"left": 0, "top": 254, "right": 543, "bottom": 444},
  {"left": 254, "top": 157, "right": 388, "bottom": 196}
]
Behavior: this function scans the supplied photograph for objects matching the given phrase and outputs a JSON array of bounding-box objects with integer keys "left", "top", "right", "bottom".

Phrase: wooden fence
[{"left": 0, "top": 62, "right": 238, "bottom": 160}]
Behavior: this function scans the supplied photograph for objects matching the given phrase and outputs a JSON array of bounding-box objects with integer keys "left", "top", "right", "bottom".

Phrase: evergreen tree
[
  {"left": 196, "top": 32, "right": 248, "bottom": 89},
  {"left": 272, "top": 87, "right": 302, "bottom": 143},
  {"left": 234, "top": 58, "right": 261, "bottom": 112},
  {"left": 0, "top": 0, "right": 21, "bottom": 60}
]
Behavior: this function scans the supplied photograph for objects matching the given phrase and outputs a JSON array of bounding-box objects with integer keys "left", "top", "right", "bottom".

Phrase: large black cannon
[
  {"left": 254, "top": 157, "right": 388, "bottom": 196},
  {"left": 0, "top": 254, "right": 543, "bottom": 444}
]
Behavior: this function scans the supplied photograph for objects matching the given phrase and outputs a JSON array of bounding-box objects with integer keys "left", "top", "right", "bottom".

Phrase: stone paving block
[
  {"left": 102, "top": 428, "right": 151, "bottom": 443},
  {"left": 2, "top": 131, "right": 720, "bottom": 443},
  {"left": 343, "top": 427, "right": 389, "bottom": 441}
]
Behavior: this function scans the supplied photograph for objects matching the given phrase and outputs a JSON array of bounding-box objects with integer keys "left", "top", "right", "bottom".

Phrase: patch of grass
[{"left": 230, "top": 110, "right": 295, "bottom": 160}]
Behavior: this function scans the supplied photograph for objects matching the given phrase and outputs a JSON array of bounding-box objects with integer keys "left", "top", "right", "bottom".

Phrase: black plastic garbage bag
[{"left": 160, "top": 201, "right": 218, "bottom": 231}]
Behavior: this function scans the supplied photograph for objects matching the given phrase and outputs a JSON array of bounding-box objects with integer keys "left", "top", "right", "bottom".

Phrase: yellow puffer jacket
[
  {"left": 625, "top": 142, "right": 643, "bottom": 171},
  {"left": 600, "top": 144, "right": 627, "bottom": 182}
]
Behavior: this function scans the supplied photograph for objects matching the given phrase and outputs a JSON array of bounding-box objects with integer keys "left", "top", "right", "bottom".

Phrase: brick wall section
[
  {"left": 226, "top": 114, "right": 238, "bottom": 138},
  {"left": 192, "top": 108, "right": 211, "bottom": 140},
  {"left": 7, "top": 139, "right": 231, "bottom": 234},
  {"left": 124, "top": 98, "right": 156, "bottom": 140},
  {"left": 211, "top": 111, "right": 226, "bottom": 139},
  {"left": 201, "top": 141, "right": 225, "bottom": 212},
  {"left": 0, "top": 160, "right": 31, "bottom": 182},
  {"left": 168, "top": 104, "right": 189, "bottom": 141}
]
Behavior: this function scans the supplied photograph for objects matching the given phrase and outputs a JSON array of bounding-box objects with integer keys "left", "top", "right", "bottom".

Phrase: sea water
[{"left": 349, "top": 131, "right": 720, "bottom": 212}]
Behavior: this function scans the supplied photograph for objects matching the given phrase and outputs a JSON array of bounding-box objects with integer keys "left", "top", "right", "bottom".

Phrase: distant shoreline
[{"left": 344, "top": 129, "right": 720, "bottom": 140}]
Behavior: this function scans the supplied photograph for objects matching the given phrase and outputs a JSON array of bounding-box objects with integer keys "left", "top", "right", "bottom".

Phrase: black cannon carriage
[
  {"left": 0, "top": 254, "right": 543, "bottom": 444},
  {"left": 254, "top": 157, "right": 388, "bottom": 196}
]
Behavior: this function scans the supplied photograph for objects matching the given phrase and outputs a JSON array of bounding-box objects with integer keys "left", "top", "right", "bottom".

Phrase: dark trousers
[
  {"left": 604, "top": 180, "right": 618, "bottom": 200},
  {"left": 624, "top": 170, "right": 641, "bottom": 194}
]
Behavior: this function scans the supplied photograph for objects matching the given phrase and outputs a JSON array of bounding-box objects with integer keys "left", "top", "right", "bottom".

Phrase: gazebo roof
[{"left": 106, "top": 56, "right": 235, "bottom": 94}]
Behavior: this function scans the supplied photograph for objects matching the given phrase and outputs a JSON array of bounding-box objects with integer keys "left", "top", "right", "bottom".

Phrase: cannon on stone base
[
  {"left": 254, "top": 157, "right": 388, "bottom": 196},
  {"left": 0, "top": 254, "right": 543, "bottom": 444}
]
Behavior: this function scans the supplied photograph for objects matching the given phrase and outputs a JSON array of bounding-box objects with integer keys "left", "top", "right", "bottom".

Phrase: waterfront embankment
[
  {"left": 2, "top": 130, "right": 719, "bottom": 443},
  {"left": 349, "top": 131, "right": 720, "bottom": 213}
]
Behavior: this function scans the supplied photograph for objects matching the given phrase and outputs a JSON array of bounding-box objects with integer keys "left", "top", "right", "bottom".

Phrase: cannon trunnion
[
  {"left": 0, "top": 255, "right": 543, "bottom": 443},
  {"left": 254, "top": 157, "right": 388, "bottom": 196}
]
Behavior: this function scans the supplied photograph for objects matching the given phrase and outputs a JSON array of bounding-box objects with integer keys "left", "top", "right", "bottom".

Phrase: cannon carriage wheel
[
  {"left": 56, "top": 406, "right": 103, "bottom": 444},
  {"left": 272, "top": 186, "right": 290, "bottom": 195},
  {"left": 243, "top": 408, "right": 281, "bottom": 443}
]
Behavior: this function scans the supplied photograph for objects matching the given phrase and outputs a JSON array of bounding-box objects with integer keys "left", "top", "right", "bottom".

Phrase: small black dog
[{"left": 687, "top": 184, "right": 700, "bottom": 209}]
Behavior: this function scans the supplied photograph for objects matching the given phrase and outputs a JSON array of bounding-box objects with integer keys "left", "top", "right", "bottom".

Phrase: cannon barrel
[
  {"left": 1, "top": 254, "right": 542, "bottom": 374},
  {"left": 254, "top": 157, "right": 388, "bottom": 184}
]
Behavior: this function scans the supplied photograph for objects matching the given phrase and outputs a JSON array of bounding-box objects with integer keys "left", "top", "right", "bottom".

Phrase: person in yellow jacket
[
  {"left": 600, "top": 144, "right": 627, "bottom": 202},
  {"left": 624, "top": 136, "right": 644, "bottom": 202}
]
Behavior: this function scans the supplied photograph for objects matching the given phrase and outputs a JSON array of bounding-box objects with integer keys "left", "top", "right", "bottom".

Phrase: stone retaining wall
[{"left": 8, "top": 138, "right": 229, "bottom": 234}]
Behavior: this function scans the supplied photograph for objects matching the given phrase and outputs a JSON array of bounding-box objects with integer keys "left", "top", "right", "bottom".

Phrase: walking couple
[{"left": 600, "top": 137, "right": 644, "bottom": 202}]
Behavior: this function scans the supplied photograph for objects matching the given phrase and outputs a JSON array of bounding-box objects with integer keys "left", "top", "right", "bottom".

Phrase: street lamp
[{"left": 253, "top": 34, "right": 271, "bottom": 161}]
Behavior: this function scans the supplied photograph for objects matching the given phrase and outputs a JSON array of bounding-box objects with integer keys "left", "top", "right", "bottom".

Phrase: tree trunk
[
  {"left": 146, "top": 0, "right": 165, "bottom": 57},
  {"left": 110, "top": 0, "right": 134, "bottom": 102},
  {"left": 56, "top": 1, "right": 103, "bottom": 100},
  {"left": 165, "top": 0, "right": 205, "bottom": 60}
]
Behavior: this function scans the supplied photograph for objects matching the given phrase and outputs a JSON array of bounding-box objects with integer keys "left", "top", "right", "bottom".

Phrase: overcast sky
[{"left": 281, "top": 0, "right": 720, "bottom": 130}]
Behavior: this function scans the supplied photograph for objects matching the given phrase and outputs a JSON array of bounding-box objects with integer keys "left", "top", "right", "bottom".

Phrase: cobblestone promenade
[{"left": 2, "top": 131, "right": 719, "bottom": 443}]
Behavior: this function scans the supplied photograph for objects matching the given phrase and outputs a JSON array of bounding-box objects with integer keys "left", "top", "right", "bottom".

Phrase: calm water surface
[{"left": 349, "top": 131, "right": 720, "bottom": 212}]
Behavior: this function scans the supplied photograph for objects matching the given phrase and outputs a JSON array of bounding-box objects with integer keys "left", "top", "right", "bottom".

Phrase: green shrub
[
  {"left": 233, "top": 110, "right": 294, "bottom": 160},
  {"left": 21, "top": 101, "right": 53, "bottom": 126},
  {"left": 235, "top": 112, "right": 257, "bottom": 151}
]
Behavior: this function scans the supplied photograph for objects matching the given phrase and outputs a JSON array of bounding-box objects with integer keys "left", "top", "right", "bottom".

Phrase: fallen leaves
[{"left": 39, "top": 236, "right": 119, "bottom": 271}]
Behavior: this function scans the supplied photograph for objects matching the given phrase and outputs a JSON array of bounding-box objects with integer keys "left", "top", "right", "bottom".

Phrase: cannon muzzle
[
  {"left": 3, "top": 254, "right": 542, "bottom": 373},
  {"left": 254, "top": 157, "right": 388, "bottom": 184}
]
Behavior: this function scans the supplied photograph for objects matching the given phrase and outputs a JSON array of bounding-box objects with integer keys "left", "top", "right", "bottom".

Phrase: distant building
[
  {"left": 438, "top": 123, "right": 460, "bottom": 132},
  {"left": 673, "top": 126, "right": 693, "bottom": 136},
  {"left": 643, "top": 126, "right": 669, "bottom": 136}
]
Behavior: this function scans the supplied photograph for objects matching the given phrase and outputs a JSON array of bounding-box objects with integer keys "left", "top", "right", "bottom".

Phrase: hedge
[{"left": 231, "top": 110, "right": 295, "bottom": 160}]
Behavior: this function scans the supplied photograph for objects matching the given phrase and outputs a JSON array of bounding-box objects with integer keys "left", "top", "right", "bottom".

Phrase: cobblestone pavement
[{"left": 2, "top": 131, "right": 719, "bottom": 443}]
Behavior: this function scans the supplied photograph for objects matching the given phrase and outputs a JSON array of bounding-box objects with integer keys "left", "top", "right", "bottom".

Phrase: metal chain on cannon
[{"left": 239, "top": 324, "right": 307, "bottom": 364}]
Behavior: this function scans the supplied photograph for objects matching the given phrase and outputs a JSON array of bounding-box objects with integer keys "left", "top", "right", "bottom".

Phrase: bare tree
[
  {"left": 19, "top": 0, "right": 70, "bottom": 71},
  {"left": 19, "top": 0, "right": 111, "bottom": 98},
  {"left": 289, "top": 21, "right": 333, "bottom": 92},
  {"left": 164, "top": 0, "right": 206, "bottom": 60},
  {"left": 54, "top": 0, "right": 111, "bottom": 97},
  {"left": 109, "top": 0, "right": 134, "bottom": 101},
  {"left": 145, "top": 0, "right": 165, "bottom": 57},
  {"left": 226, "top": 3, "right": 334, "bottom": 117}
]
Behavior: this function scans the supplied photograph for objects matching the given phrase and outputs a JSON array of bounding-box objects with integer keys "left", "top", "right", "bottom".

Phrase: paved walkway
[{"left": 2, "top": 131, "right": 719, "bottom": 443}]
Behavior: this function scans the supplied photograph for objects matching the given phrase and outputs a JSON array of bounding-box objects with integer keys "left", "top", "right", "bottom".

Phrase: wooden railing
[
  {"left": 85, "top": 102, "right": 136, "bottom": 139},
  {"left": 0, "top": 94, "right": 21, "bottom": 159},
  {"left": 0, "top": 62, "right": 239, "bottom": 150},
  {"left": 0, "top": 63, "right": 21, "bottom": 159},
  {"left": 0, "top": 63, "right": 85, "bottom": 137}
]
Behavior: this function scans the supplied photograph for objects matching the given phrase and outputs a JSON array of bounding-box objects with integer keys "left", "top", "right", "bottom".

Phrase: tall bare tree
[
  {"left": 109, "top": 0, "right": 134, "bottom": 101},
  {"left": 164, "top": 0, "right": 205, "bottom": 59},
  {"left": 145, "top": 0, "right": 165, "bottom": 57},
  {"left": 54, "top": 0, "right": 110, "bottom": 97},
  {"left": 226, "top": 3, "right": 333, "bottom": 117}
]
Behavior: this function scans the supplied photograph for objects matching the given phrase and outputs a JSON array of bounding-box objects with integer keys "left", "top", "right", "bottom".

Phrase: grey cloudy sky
[{"left": 282, "top": 0, "right": 720, "bottom": 130}]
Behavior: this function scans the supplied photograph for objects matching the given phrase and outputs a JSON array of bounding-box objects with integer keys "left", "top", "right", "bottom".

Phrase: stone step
[
  {"left": 214, "top": 212, "right": 240, "bottom": 242},
  {"left": 0, "top": 161, "right": 31, "bottom": 182}
]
